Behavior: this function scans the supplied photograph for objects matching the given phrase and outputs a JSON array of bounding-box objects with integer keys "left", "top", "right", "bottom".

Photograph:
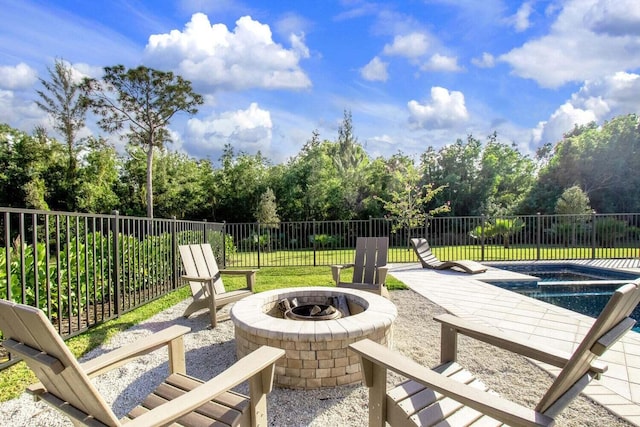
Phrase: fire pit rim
[{"left": 230, "top": 286, "right": 397, "bottom": 341}]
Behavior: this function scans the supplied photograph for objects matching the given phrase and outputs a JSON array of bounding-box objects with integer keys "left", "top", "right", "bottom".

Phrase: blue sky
[{"left": 1, "top": 0, "right": 640, "bottom": 164}]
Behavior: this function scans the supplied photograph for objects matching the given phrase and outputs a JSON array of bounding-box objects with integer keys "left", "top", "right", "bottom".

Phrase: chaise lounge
[{"left": 410, "top": 237, "right": 487, "bottom": 274}]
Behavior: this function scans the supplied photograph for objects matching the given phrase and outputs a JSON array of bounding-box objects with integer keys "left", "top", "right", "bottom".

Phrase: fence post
[
  {"left": 203, "top": 218, "right": 207, "bottom": 243},
  {"left": 592, "top": 210, "right": 597, "bottom": 259},
  {"left": 369, "top": 216, "right": 373, "bottom": 236},
  {"left": 257, "top": 221, "right": 261, "bottom": 269},
  {"left": 480, "top": 215, "right": 486, "bottom": 262},
  {"left": 536, "top": 212, "right": 541, "bottom": 261},
  {"left": 222, "top": 221, "right": 227, "bottom": 269},
  {"left": 313, "top": 220, "right": 317, "bottom": 267},
  {"left": 171, "top": 216, "right": 178, "bottom": 289},
  {"left": 111, "top": 210, "right": 120, "bottom": 318}
]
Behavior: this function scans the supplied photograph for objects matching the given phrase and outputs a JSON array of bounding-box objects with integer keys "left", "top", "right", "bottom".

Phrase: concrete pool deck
[{"left": 388, "top": 259, "right": 640, "bottom": 426}]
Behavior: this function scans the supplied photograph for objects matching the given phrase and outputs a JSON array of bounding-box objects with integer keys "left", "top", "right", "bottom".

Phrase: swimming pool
[{"left": 485, "top": 263, "right": 640, "bottom": 331}]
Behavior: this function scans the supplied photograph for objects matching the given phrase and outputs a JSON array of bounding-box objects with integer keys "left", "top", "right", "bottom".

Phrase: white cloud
[
  {"left": 531, "top": 72, "right": 640, "bottom": 145},
  {"left": 382, "top": 32, "right": 429, "bottom": 58},
  {"left": 471, "top": 52, "right": 495, "bottom": 68},
  {"left": 360, "top": 56, "right": 388, "bottom": 82},
  {"left": 421, "top": 54, "right": 462, "bottom": 72},
  {"left": 186, "top": 103, "right": 273, "bottom": 156},
  {"left": 0, "top": 63, "right": 38, "bottom": 90},
  {"left": 532, "top": 103, "right": 597, "bottom": 145},
  {"left": 144, "top": 13, "right": 311, "bottom": 91},
  {"left": 508, "top": 1, "right": 534, "bottom": 32},
  {"left": 500, "top": 0, "right": 640, "bottom": 88},
  {"left": 408, "top": 86, "right": 469, "bottom": 129},
  {"left": 584, "top": 0, "right": 640, "bottom": 36}
]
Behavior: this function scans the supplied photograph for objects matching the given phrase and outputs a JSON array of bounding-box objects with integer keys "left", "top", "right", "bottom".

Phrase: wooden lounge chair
[
  {"left": 350, "top": 281, "right": 640, "bottom": 426},
  {"left": 410, "top": 237, "right": 487, "bottom": 274},
  {"left": 332, "top": 237, "right": 390, "bottom": 298},
  {"left": 179, "top": 243, "right": 256, "bottom": 327},
  {"left": 0, "top": 298, "right": 284, "bottom": 427}
]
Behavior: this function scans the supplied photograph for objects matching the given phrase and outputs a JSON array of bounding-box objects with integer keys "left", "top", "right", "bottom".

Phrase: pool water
[{"left": 487, "top": 263, "right": 640, "bottom": 331}]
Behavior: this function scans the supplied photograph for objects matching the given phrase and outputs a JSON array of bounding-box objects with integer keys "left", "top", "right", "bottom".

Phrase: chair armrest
[
  {"left": 376, "top": 265, "right": 389, "bottom": 285},
  {"left": 123, "top": 345, "right": 285, "bottom": 427},
  {"left": 181, "top": 274, "right": 214, "bottom": 282},
  {"left": 220, "top": 269, "right": 257, "bottom": 291},
  {"left": 350, "top": 339, "right": 554, "bottom": 427},
  {"left": 435, "top": 313, "right": 606, "bottom": 374},
  {"left": 80, "top": 325, "right": 190, "bottom": 377},
  {"left": 331, "top": 263, "right": 355, "bottom": 285}
]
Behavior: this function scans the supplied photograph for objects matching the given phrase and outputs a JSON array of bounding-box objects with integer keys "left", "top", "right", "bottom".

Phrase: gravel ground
[{"left": 0, "top": 289, "right": 632, "bottom": 426}]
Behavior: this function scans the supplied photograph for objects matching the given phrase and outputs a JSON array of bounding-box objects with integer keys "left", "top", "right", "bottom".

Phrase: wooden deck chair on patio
[
  {"left": 179, "top": 243, "right": 256, "bottom": 328},
  {"left": 0, "top": 299, "right": 284, "bottom": 427},
  {"left": 350, "top": 281, "right": 640, "bottom": 426},
  {"left": 332, "top": 237, "right": 390, "bottom": 298},
  {"left": 410, "top": 237, "right": 487, "bottom": 274}
]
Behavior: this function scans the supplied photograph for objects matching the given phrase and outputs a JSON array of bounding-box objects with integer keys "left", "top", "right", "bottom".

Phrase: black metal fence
[
  {"left": 2, "top": 208, "right": 640, "bottom": 369},
  {"left": 224, "top": 213, "right": 640, "bottom": 267}
]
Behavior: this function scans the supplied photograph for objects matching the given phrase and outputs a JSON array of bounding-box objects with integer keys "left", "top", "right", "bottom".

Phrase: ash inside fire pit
[
  {"left": 279, "top": 296, "right": 345, "bottom": 320},
  {"left": 287, "top": 304, "right": 340, "bottom": 320}
]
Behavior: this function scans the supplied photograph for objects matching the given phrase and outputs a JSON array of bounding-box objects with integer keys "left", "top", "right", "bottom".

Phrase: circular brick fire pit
[{"left": 230, "top": 287, "right": 397, "bottom": 389}]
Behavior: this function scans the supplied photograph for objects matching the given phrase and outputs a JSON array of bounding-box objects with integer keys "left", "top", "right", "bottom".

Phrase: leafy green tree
[
  {"left": 211, "top": 145, "right": 270, "bottom": 222},
  {"left": 153, "top": 150, "right": 212, "bottom": 219},
  {"left": 420, "top": 135, "right": 482, "bottom": 216},
  {"left": 0, "top": 124, "right": 66, "bottom": 210},
  {"left": 328, "top": 110, "right": 371, "bottom": 218},
  {"left": 35, "top": 59, "right": 88, "bottom": 210},
  {"left": 76, "top": 137, "right": 120, "bottom": 213},
  {"left": 82, "top": 65, "right": 203, "bottom": 217},
  {"left": 523, "top": 115, "right": 640, "bottom": 213},
  {"left": 477, "top": 135, "right": 535, "bottom": 215}
]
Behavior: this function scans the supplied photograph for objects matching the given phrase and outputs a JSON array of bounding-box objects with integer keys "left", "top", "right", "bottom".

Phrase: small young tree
[
  {"left": 255, "top": 188, "right": 280, "bottom": 226},
  {"left": 376, "top": 166, "right": 450, "bottom": 247},
  {"left": 555, "top": 185, "right": 592, "bottom": 246},
  {"left": 82, "top": 65, "right": 203, "bottom": 217},
  {"left": 255, "top": 188, "right": 280, "bottom": 251},
  {"left": 555, "top": 185, "right": 592, "bottom": 215}
]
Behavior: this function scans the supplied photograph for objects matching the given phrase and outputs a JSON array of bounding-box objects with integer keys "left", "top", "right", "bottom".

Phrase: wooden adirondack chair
[
  {"left": 332, "top": 237, "right": 390, "bottom": 298},
  {"left": 0, "top": 299, "right": 284, "bottom": 427},
  {"left": 179, "top": 243, "right": 256, "bottom": 327},
  {"left": 410, "top": 237, "right": 487, "bottom": 274},
  {"left": 350, "top": 281, "right": 640, "bottom": 426}
]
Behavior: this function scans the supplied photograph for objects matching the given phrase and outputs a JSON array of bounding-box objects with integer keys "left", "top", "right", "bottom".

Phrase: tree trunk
[{"left": 146, "top": 145, "right": 154, "bottom": 218}]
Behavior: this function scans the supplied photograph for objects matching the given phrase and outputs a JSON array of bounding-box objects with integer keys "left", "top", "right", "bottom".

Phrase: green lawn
[
  {"left": 227, "top": 245, "right": 639, "bottom": 267},
  {"left": 0, "top": 266, "right": 407, "bottom": 402}
]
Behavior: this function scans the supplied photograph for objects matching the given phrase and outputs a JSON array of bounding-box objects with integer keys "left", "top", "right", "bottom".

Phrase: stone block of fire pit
[{"left": 230, "top": 287, "right": 397, "bottom": 389}]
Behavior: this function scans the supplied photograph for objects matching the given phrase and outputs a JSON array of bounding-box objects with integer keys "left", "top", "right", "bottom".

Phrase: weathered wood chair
[
  {"left": 0, "top": 298, "right": 284, "bottom": 427},
  {"left": 350, "top": 281, "right": 640, "bottom": 426},
  {"left": 410, "top": 237, "right": 487, "bottom": 274},
  {"left": 179, "top": 243, "right": 256, "bottom": 327},
  {"left": 332, "top": 237, "right": 390, "bottom": 298}
]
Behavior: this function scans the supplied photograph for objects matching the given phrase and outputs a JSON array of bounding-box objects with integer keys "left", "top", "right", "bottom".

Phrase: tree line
[{"left": 1, "top": 60, "right": 639, "bottom": 222}]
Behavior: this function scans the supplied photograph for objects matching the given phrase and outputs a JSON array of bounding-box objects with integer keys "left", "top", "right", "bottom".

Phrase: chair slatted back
[
  {"left": 410, "top": 238, "right": 442, "bottom": 267},
  {"left": 0, "top": 299, "right": 119, "bottom": 426},
  {"left": 538, "top": 281, "right": 640, "bottom": 416},
  {"left": 352, "top": 237, "right": 388, "bottom": 285},
  {"left": 179, "top": 244, "right": 226, "bottom": 296}
]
